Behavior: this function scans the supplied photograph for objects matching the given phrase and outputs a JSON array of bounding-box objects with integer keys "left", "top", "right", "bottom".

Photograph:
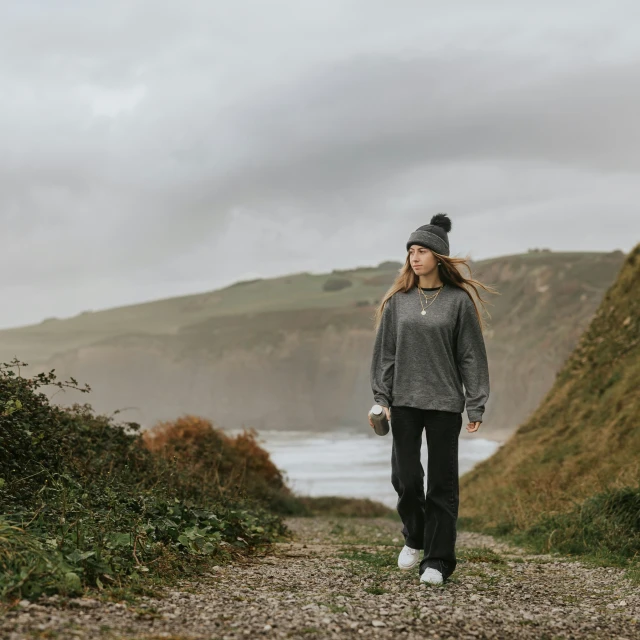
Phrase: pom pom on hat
[{"left": 429, "top": 213, "right": 452, "bottom": 233}]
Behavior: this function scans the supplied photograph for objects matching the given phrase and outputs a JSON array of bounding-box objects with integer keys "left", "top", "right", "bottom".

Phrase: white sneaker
[
  {"left": 397, "top": 545, "right": 421, "bottom": 570},
  {"left": 420, "top": 567, "right": 443, "bottom": 584}
]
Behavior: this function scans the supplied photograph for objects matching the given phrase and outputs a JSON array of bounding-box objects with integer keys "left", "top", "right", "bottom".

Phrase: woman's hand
[
  {"left": 466, "top": 421, "right": 481, "bottom": 433},
  {"left": 368, "top": 405, "right": 391, "bottom": 428}
]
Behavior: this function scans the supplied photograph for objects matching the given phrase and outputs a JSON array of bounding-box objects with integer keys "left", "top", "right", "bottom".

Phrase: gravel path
[{"left": 3, "top": 515, "right": 639, "bottom": 639}]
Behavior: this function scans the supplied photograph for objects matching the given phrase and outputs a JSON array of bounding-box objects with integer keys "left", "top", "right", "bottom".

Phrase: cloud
[{"left": 0, "top": 1, "right": 638, "bottom": 328}]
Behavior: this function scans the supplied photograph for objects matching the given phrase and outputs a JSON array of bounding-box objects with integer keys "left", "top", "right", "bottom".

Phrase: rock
[
  {"left": 3, "top": 516, "right": 640, "bottom": 640},
  {"left": 69, "top": 598, "right": 99, "bottom": 609}
]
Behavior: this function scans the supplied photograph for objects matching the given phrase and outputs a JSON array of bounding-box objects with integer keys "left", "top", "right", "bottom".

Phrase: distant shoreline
[{"left": 224, "top": 425, "right": 508, "bottom": 447}]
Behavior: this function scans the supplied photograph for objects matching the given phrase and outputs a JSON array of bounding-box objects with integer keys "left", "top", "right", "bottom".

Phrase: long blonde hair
[{"left": 373, "top": 251, "right": 500, "bottom": 332}]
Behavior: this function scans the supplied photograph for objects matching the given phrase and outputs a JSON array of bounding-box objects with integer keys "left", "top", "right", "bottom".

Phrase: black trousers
[{"left": 390, "top": 406, "right": 463, "bottom": 580}]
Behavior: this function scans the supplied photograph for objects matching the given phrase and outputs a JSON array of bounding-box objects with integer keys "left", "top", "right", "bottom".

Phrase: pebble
[{"left": 2, "top": 516, "right": 638, "bottom": 640}]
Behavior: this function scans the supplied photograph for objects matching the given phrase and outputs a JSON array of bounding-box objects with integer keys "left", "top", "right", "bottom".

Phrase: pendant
[{"left": 421, "top": 310, "right": 426, "bottom": 315}]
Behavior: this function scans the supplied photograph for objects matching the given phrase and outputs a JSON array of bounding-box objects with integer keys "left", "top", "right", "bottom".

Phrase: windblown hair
[{"left": 373, "top": 251, "right": 500, "bottom": 332}]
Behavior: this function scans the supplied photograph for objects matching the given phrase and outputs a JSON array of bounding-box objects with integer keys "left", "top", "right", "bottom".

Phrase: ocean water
[{"left": 232, "top": 428, "right": 502, "bottom": 509}]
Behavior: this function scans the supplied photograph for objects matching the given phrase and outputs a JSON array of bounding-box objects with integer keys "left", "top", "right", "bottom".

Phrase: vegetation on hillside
[
  {"left": 141, "top": 416, "right": 300, "bottom": 514},
  {"left": 459, "top": 244, "right": 640, "bottom": 573},
  {"left": 293, "top": 496, "right": 394, "bottom": 519},
  {"left": 0, "top": 360, "right": 296, "bottom": 602},
  {"left": 0, "top": 359, "right": 395, "bottom": 603}
]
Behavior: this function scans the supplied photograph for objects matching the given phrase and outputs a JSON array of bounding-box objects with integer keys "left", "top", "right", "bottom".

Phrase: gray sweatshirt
[{"left": 369, "top": 284, "right": 490, "bottom": 423}]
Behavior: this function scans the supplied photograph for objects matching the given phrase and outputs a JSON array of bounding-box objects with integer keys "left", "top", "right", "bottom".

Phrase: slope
[{"left": 459, "top": 243, "right": 639, "bottom": 530}]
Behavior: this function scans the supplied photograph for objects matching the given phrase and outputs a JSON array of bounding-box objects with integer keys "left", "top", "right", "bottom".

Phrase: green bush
[
  {"left": 510, "top": 485, "right": 640, "bottom": 565},
  {"left": 0, "top": 358, "right": 290, "bottom": 601},
  {"left": 322, "top": 277, "right": 352, "bottom": 292}
]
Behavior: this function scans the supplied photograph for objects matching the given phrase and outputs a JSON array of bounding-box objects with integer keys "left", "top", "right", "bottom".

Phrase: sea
[{"left": 228, "top": 428, "right": 502, "bottom": 509}]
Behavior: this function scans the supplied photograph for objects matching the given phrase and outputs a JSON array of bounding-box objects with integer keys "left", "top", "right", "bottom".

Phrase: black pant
[{"left": 390, "top": 406, "right": 463, "bottom": 580}]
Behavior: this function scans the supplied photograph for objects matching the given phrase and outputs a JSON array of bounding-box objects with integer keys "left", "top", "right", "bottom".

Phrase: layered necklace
[{"left": 417, "top": 283, "right": 444, "bottom": 315}]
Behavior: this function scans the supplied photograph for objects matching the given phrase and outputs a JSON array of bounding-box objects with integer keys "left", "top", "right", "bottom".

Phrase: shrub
[
  {"left": 141, "top": 416, "right": 295, "bottom": 512},
  {"left": 322, "top": 277, "right": 352, "bottom": 292},
  {"left": 295, "top": 496, "right": 394, "bottom": 518},
  {"left": 514, "top": 485, "right": 640, "bottom": 563},
  {"left": 0, "top": 358, "right": 292, "bottom": 601}
]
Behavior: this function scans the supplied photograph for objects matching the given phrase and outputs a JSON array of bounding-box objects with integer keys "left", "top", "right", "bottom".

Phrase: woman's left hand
[{"left": 466, "top": 421, "right": 481, "bottom": 433}]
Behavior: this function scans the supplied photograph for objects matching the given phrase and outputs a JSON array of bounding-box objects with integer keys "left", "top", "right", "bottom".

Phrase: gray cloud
[{"left": 0, "top": 1, "right": 639, "bottom": 328}]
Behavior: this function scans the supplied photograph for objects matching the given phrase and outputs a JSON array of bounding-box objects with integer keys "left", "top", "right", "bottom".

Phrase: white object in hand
[{"left": 369, "top": 404, "right": 390, "bottom": 436}]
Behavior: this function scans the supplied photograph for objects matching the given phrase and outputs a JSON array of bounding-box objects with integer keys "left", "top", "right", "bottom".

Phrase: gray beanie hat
[{"left": 405, "top": 213, "right": 452, "bottom": 256}]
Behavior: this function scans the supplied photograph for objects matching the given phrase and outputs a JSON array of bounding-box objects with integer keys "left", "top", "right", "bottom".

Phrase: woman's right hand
[{"left": 368, "top": 405, "right": 391, "bottom": 428}]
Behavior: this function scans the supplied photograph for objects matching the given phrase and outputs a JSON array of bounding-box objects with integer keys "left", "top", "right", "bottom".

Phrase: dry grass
[
  {"left": 142, "top": 415, "right": 293, "bottom": 508},
  {"left": 459, "top": 244, "right": 640, "bottom": 559}
]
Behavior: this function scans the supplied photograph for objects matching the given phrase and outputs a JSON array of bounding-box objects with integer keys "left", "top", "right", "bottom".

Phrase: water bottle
[{"left": 369, "top": 404, "right": 390, "bottom": 436}]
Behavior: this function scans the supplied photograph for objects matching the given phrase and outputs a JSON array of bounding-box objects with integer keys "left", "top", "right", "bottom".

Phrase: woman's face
[{"left": 409, "top": 244, "right": 438, "bottom": 274}]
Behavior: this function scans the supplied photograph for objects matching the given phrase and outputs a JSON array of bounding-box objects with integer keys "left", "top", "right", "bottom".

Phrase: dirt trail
[{"left": 3, "top": 515, "right": 639, "bottom": 639}]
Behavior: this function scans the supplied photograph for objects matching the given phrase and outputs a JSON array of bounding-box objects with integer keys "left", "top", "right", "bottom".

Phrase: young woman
[{"left": 368, "top": 213, "right": 497, "bottom": 585}]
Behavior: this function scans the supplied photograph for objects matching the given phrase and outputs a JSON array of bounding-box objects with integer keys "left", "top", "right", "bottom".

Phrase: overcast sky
[{"left": 1, "top": 1, "right": 639, "bottom": 329}]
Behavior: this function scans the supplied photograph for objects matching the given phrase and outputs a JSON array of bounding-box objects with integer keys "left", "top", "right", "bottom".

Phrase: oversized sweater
[{"left": 369, "top": 284, "right": 490, "bottom": 423}]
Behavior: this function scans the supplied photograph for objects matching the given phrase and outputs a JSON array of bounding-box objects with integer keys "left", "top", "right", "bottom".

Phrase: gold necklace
[
  {"left": 417, "top": 284, "right": 444, "bottom": 315},
  {"left": 419, "top": 286, "right": 441, "bottom": 300}
]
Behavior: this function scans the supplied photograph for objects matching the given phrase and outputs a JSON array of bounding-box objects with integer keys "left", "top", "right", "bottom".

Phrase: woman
[{"left": 368, "top": 213, "right": 497, "bottom": 585}]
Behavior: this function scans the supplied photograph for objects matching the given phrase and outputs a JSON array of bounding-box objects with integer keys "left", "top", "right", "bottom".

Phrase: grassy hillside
[
  {"left": 459, "top": 244, "right": 639, "bottom": 569},
  {"left": 0, "top": 251, "right": 622, "bottom": 365},
  {"left": 0, "top": 262, "right": 400, "bottom": 364}
]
